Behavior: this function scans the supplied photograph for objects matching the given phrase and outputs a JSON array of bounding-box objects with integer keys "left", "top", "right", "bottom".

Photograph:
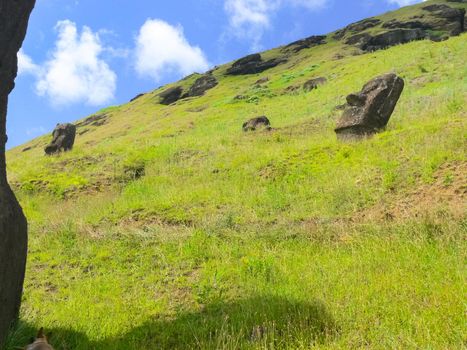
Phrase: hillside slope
[{"left": 5, "top": 0, "right": 467, "bottom": 349}]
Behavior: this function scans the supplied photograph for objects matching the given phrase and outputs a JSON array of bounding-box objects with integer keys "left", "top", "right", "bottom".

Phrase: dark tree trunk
[{"left": 0, "top": 0, "right": 36, "bottom": 347}]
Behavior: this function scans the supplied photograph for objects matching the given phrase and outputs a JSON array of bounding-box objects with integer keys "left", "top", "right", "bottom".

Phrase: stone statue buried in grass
[
  {"left": 44, "top": 123, "right": 76, "bottom": 155},
  {"left": 335, "top": 73, "right": 404, "bottom": 139}
]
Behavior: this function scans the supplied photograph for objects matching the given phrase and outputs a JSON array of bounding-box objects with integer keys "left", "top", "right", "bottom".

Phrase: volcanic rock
[
  {"left": 282, "top": 35, "right": 327, "bottom": 53},
  {"left": 422, "top": 4, "right": 465, "bottom": 36},
  {"left": 130, "top": 93, "right": 145, "bottom": 102},
  {"left": 333, "top": 18, "right": 381, "bottom": 39},
  {"left": 75, "top": 114, "right": 108, "bottom": 128},
  {"left": 359, "top": 29, "right": 427, "bottom": 51},
  {"left": 159, "top": 86, "right": 183, "bottom": 105},
  {"left": 226, "top": 54, "right": 286, "bottom": 75},
  {"left": 382, "top": 19, "right": 432, "bottom": 30},
  {"left": 182, "top": 74, "right": 218, "bottom": 98}
]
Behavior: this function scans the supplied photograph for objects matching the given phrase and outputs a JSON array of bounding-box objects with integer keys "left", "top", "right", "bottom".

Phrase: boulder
[
  {"left": 282, "top": 35, "right": 327, "bottom": 53},
  {"left": 335, "top": 73, "right": 404, "bottom": 138},
  {"left": 182, "top": 74, "right": 218, "bottom": 98},
  {"left": 303, "top": 77, "right": 327, "bottom": 91},
  {"left": 159, "top": 86, "right": 183, "bottom": 105},
  {"left": 0, "top": 0, "right": 36, "bottom": 347},
  {"left": 226, "top": 54, "right": 286, "bottom": 75},
  {"left": 44, "top": 123, "right": 76, "bottom": 155},
  {"left": 243, "top": 116, "right": 271, "bottom": 132}
]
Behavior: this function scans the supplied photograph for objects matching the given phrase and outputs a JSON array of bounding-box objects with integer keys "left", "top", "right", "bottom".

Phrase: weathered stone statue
[
  {"left": 44, "top": 123, "right": 76, "bottom": 155},
  {"left": 0, "top": 0, "right": 36, "bottom": 347},
  {"left": 335, "top": 73, "right": 404, "bottom": 139}
]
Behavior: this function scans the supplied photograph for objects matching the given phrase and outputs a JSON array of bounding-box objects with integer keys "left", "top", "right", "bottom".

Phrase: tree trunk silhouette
[{"left": 0, "top": 0, "right": 36, "bottom": 347}]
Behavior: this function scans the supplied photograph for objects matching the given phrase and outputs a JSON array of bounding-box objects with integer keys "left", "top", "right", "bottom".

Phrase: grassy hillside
[{"left": 5, "top": 0, "right": 467, "bottom": 349}]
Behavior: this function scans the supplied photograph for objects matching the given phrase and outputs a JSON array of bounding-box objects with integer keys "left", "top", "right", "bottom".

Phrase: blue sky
[{"left": 8, "top": 0, "right": 424, "bottom": 148}]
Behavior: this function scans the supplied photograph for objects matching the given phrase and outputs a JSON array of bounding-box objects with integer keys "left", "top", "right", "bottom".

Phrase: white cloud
[
  {"left": 17, "top": 50, "right": 41, "bottom": 76},
  {"left": 26, "top": 126, "right": 46, "bottom": 136},
  {"left": 387, "top": 0, "right": 425, "bottom": 6},
  {"left": 224, "top": 0, "right": 327, "bottom": 48},
  {"left": 22, "top": 20, "right": 117, "bottom": 107},
  {"left": 135, "top": 19, "right": 209, "bottom": 82}
]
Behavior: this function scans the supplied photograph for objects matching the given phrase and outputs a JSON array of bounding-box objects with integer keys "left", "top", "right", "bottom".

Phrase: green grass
[
  {"left": 4, "top": 1, "right": 467, "bottom": 348},
  {"left": 5, "top": 220, "right": 466, "bottom": 349}
]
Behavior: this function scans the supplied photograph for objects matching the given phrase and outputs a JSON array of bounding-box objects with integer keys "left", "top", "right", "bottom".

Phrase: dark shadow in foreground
[{"left": 5, "top": 296, "right": 338, "bottom": 349}]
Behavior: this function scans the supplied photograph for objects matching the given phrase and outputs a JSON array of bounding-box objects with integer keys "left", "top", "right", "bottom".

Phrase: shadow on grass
[{"left": 6, "top": 296, "right": 338, "bottom": 349}]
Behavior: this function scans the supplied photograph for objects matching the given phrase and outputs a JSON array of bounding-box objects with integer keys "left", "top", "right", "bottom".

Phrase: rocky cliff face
[
  {"left": 0, "top": 0, "right": 36, "bottom": 347},
  {"left": 337, "top": 2, "right": 466, "bottom": 52}
]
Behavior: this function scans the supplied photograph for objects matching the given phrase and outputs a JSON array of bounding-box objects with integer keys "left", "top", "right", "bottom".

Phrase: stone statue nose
[{"left": 346, "top": 93, "right": 366, "bottom": 107}]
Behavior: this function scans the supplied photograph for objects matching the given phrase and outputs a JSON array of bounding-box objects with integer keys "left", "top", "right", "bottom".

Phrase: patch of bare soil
[{"left": 362, "top": 161, "right": 466, "bottom": 222}]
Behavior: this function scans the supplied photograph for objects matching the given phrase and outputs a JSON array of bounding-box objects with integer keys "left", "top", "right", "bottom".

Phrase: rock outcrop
[
  {"left": 0, "top": 0, "right": 36, "bottom": 347},
  {"left": 44, "top": 123, "right": 76, "bottom": 155},
  {"left": 381, "top": 4, "right": 465, "bottom": 40},
  {"left": 360, "top": 28, "right": 427, "bottom": 51},
  {"left": 130, "top": 93, "right": 145, "bottom": 102},
  {"left": 303, "top": 77, "right": 327, "bottom": 92},
  {"left": 182, "top": 74, "right": 218, "bottom": 98},
  {"left": 335, "top": 73, "right": 404, "bottom": 138},
  {"left": 243, "top": 116, "right": 271, "bottom": 132},
  {"left": 422, "top": 3, "right": 465, "bottom": 35},
  {"left": 159, "top": 86, "right": 183, "bottom": 105},
  {"left": 282, "top": 35, "right": 327, "bottom": 53},
  {"left": 333, "top": 18, "right": 381, "bottom": 40},
  {"left": 339, "top": 3, "right": 465, "bottom": 51},
  {"left": 75, "top": 114, "right": 108, "bottom": 128},
  {"left": 226, "top": 54, "right": 286, "bottom": 75}
]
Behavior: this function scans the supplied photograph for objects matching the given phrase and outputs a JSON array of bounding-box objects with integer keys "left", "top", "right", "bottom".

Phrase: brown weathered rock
[
  {"left": 335, "top": 73, "right": 404, "bottom": 138},
  {"left": 44, "top": 123, "right": 76, "bottom": 155},
  {"left": 0, "top": 0, "right": 36, "bottom": 347}
]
